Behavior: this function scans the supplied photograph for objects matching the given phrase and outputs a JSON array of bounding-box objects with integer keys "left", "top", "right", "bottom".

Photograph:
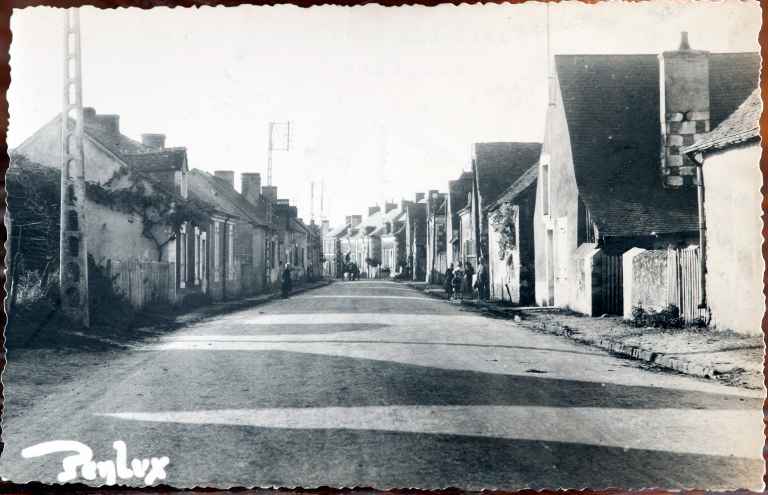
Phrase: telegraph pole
[
  {"left": 267, "top": 121, "right": 290, "bottom": 186},
  {"left": 60, "top": 8, "right": 89, "bottom": 327},
  {"left": 310, "top": 181, "right": 315, "bottom": 222}
]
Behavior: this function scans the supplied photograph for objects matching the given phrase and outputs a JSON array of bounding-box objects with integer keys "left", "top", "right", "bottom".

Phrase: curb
[
  {"left": 404, "top": 281, "right": 723, "bottom": 381},
  {"left": 524, "top": 318, "right": 722, "bottom": 380}
]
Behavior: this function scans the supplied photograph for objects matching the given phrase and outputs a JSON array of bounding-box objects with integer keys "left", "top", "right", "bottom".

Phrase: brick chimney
[
  {"left": 83, "top": 107, "right": 96, "bottom": 122},
  {"left": 659, "top": 31, "right": 710, "bottom": 187},
  {"left": 385, "top": 201, "right": 397, "bottom": 213},
  {"left": 241, "top": 172, "right": 262, "bottom": 204},
  {"left": 415, "top": 192, "right": 425, "bottom": 202},
  {"left": 95, "top": 114, "right": 120, "bottom": 137},
  {"left": 141, "top": 133, "right": 166, "bottom": 150},
  {"left": 346, "top": 215, "right": 362, "bottom": 228},
  {"left": 368, "top": 205, "right": 381, "bottom": 217},
  {"left": 214, "top": 170, "right": 235, "bottom": 188},
  {"left": 261, "top": 185, "right": 277, "bottom": 203}
]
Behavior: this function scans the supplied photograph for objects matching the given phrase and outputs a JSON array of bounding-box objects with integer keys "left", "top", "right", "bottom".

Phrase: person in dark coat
[
  {"left": 452, "top": 263, "right": 464, "bottom": 301},
  {"left": 444, "top": 264, "right": 454, "bottom": 297},
  {"left": 463, "top": 262, "right": 475, "bottom": 299},
  {"left": 281, "top": 263, "right": 293, "bottom": 297}
]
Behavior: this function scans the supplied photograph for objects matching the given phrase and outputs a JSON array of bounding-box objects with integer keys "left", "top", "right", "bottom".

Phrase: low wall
[{"left": 623, "top": 248, "right": 669, "bottom": 317}]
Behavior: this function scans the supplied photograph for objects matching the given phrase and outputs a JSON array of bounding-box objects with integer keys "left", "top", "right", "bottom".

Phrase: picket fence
[
  {"left": 666, "top": 247, "right": 703, "bottom": 323},
  {"left": 106, "top": 260, "right": 176, "bottom": 308}
]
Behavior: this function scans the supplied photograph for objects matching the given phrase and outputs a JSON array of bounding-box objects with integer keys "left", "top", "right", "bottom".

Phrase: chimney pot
[
  {"left": 385, "top": 201, "right": 398, "bottom": 213},
  {"left": 141, "top": 133, "right": 166, "bottom": 150},
  {"left": 83, "top": 107, "right": 96, "bottom": 122},
  {"left": 261, "top": 185, "right": 278, "bottom": 203},
  {"left": 415, "top": 192, "right": 425, "bottom": 202},
  {"left": 94, "top": 114, "right": 120, "bottom": 137},
  {"left": 679, "top": 31, "right": 691, "bottom": 50},
  {"left": 214, "top": 170, "right": 235, "bottom": 188}
]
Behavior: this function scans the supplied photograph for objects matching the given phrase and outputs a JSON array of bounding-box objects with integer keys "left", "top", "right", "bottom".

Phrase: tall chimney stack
[
  {"left": 141, "top": 133, "right": 166, "bottom": 150},
  {"left": 659, "top": 31, "right": 710, "bottom": 187},
  {"left": 241, "top": 173, "right": 262, "bottom": 205}
]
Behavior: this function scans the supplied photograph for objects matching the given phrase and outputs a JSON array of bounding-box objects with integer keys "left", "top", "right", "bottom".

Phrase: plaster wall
[{"left": 704, "top": 143, "right": 763, "bottom": 335}]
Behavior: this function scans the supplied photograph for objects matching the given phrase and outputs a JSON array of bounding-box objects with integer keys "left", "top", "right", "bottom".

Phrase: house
[
  {"left": 682, "top": 88, "right": 762, "bottom": 335},
  {"left": 306, "top": 220, "right": 323, "bottom": 281},
  {"left": 381, "top": 200, "right": 412, "bottom": 278},
  {"left": 11, "top": 107, "right": 211, "bottom": 306},
  {"left": 533, "top": 33, "right": 759, "bottom": 315},
  {"left": 425, "top": 190, "right": 448, "bottom": 284},
  {"left": 470, "top": 142, "right": 542, "bottom": 273},
  {"left": 447, "top": 171, "right": 473, "bottom": 267},
  {"left": 350, "top": 206, "right": 385, "bottom": 278},
  {"left": 187, "top": 169, "right": 270, "bottom": 300},
  {"left": 404, "top": 194, "right": 427, "bottom": 281},
  {"left": 485, "top": 164, "right": 538, "bottom": 305},
  {"left": 339, "top": 214, "right": 363, "bottom": 271},
  {"left": 322, "top": 221, "right": 349, "bottom": 278}
]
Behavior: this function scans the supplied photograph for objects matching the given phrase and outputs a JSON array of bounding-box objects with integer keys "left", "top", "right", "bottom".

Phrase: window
[
  {"left": 179, "top": 224, "right": 187, "bottom": 288},
  {"left": 227, "top": 223, "right": 235, "bottom": 280},
  {"left": 194, "top": 226, "right": 201, "bottom": 285},
  {"left": 214, "top": 222, "right": 221, "bottom": 282},
  {"left": 541, "top": 153, "right": 551, "bottom": 216}
]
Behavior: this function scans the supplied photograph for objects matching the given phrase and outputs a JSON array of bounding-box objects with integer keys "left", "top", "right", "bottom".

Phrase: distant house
[
  {"left": 339, "top": 215, "right": 363, "bottom": 272},
  {"left": 425, "top": 190, "right": 448, "bottom": 284},
  {"left": 485, "top": 164, "right": 538, "bottom": 305},
  {"left": 533, "top": 33, "right": 759, "bottom": 315},
  {"left": 471, "top": 142, "right": 542, "bottom": 270},
  {"left": 404, "top": 194, "right": 427, "bottom": 281},
  {"left": 322, "top": 221, "right": 349, "bottom": 278},
  {"left": 187, "top": 169, "right": 270, "bottom": 300},
  {"left": 446, "top": 171, "right": 473, "bottom": 267},
  {"left": 381, "top": 200, "right": 411, "bottom": 278},
  {"left": 11, "top": 107, "right": 211, "bottom": 306},
  {"left": 683, "top": 88, "right": 762, "bottom": 335}
]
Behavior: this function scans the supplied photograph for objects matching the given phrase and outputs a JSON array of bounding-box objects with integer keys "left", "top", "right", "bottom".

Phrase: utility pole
[
  {"left": 267, "top": 121, "right": 290, "bottom": 186},
  {"left": 60, "top": 8, "right": 89, "bottom": 327},
  {"left": 310, "top": 181, "right": 315, "bottom": 222}
]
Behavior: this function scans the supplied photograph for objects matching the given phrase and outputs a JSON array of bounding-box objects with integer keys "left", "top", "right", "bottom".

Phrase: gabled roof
[
  {"left": 486, "top": 163, "right": 538, "bottom": 212},
  {"left": 555, "top": 51, "right": 759, "bottom": 237},
  {"left": 684, "top": 88, "right": 761, "bottom": 154},
  {"left": 474, "top": 142, "right": 541, "bottom": 206},
  {"left": 325, "top": 224, "right": 350, "bottom": 238},
  {"left": 187, "top": 169, "right": 267, "bottom": 226}
]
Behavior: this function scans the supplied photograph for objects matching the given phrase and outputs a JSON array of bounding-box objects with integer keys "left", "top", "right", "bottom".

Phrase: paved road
[{"left": 1, "top": 281, "right": 763, "bottom": 489}]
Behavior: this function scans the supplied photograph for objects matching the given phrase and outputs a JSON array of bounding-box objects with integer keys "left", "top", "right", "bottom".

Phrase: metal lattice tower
[{"left": 60, "top": 8, "right": 89, "bottom": 327}]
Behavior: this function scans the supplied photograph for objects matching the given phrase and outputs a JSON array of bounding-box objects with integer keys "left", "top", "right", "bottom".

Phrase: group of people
[{"left": 443, "top": 258, "right": 489, "bottom": 301}]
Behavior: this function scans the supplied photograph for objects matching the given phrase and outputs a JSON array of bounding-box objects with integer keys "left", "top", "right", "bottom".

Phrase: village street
[{"left": 0, "top": 281, "right": 763, "bottom": 490}]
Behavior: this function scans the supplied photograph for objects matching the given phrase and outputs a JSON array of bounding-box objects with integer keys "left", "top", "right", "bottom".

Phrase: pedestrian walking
[
  {"left": 281, "top": 263, "right": 293, "bottom": 298},
  {"left": 444, "top": 264, "right": 454, "bottom": 298},
  {"left": 452, "top": 263, "right": 464, "bottom": 302},
  {"left": 463, "top": 262, "right": 475, "bottom": 299},
  {"left": 476, "top": 257, "right": 489, "bottom": 301}
]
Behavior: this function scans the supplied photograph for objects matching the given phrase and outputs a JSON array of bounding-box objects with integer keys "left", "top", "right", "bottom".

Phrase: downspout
[{"left": 692, "top": 152, "right": 709, "bottom": 319}]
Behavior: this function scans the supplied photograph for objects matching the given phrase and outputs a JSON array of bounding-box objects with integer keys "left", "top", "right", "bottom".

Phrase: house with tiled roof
[
  {"left": 404, "top": 193, "right": 428, "bottom": 281},
  {"left": 425, "top": 190, "right": 448, "bottom": 284},
  {"left": 11, "top": 107, "right": 215, "bottom": 306},
  {"left": 533, "top": 33, "right": 760, "bottom": 315},
  {"left": 682, "top": 88, "right": 762, "bottom": 335},
  {"left": 322, "top": 221, "right": 349, "bottom": 278},
  {"left": 485, "top": 163, "right": 538, "bottom": 305},
  {"left": 447, "top": 171, "right": 473, "bottom": 267},
  {"left": 466, "top": 142, "right": 542, "bottom": 286},
  {"left": 187, "top": 169, "right": 271, "bottom": 300},
  {"left": 381, "top": 204, "right": 410, "bottom": 278}
]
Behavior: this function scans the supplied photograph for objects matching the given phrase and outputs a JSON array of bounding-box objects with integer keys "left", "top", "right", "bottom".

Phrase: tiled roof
[
  {"left": 123, "top": 148, "right": 187, "bottom": 172},
  {"left": 187, "top": 169, "right": 267, "bottom": 226},
  {"left": 555, "top": 51, "right": 758, "bottom": 237},
  {"left": 485, "top": 163, "right": 538, "bottom": 212},
  {"left": 474, "top": 142, "right": 541, "bottom": 206},
  {"left": 684, "top": 88, "right": 761, "bottom": 154}
]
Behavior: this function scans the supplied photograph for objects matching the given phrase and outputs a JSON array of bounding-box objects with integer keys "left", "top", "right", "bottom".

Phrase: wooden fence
[
  {"left": 593, "top": 251, "right": 623, "bottom": 315},
  {"left": 106, "top": 260, "right": 176, "bottom": 308},
  {"left": 666, "top": 247, "right": 703, "bottom": 323}
]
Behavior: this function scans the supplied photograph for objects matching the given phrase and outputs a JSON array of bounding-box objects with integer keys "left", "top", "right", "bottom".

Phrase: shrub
[{"left": 630, "top": 304, "right": 684, "bottom": 329}]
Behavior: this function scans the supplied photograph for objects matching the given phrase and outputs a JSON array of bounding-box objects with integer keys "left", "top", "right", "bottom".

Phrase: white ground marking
[
  {"left": 97, "top": 405, "right": 762, "bottom": 459},
  {"left": 295, "top": 295, "right": 439, "bottom": 301}
]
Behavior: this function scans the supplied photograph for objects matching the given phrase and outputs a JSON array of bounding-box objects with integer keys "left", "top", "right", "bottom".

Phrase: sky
[{"left": 8, "top": 1, "right": 761, "bottom": 226}]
